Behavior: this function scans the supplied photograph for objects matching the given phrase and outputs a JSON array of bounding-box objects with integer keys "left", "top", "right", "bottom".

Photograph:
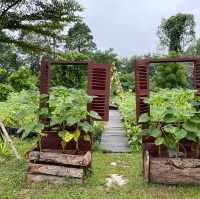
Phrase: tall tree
[
  {"left": 152, "top": 52, "right": 189, "bottom": 89},
  {"left": 187, "top": 39, "right": 200, "bottom": 56},
  {"left": 0, "top": 0, "right": 83, "bottom": 53},
  {"left": 157, "top": 13, "right": 195, "bottom": 52},
  {"left": 65, "top": 22, "right": 96, "bottom": 52}
]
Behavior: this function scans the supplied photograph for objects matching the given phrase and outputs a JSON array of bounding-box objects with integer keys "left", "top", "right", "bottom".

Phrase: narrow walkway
[{"left": 100, "top": 110, "right": 131, "bottom": 153}]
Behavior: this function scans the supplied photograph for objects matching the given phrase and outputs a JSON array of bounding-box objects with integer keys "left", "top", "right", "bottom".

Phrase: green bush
[
  {"left": 7, "top": 66, "right": 37, "bottom": 92},
  {"left": 0, "top": 84, "right": 13, "bottom": 101}
]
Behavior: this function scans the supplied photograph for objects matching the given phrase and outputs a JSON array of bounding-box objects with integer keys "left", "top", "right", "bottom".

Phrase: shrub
[
  {"left": 7, "top": 66, "right": 37, "bottom": 92},
  {"left": 0, "top": 84, "right": 13, "bottom": 101}
]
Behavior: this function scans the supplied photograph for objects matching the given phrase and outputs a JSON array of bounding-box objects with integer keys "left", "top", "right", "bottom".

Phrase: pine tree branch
[
  {"left": 0, "top": 0, "right": 23, "bottom": 18},
  {"left": 0, "top": 33, "right": 51, "bottom": 53}
]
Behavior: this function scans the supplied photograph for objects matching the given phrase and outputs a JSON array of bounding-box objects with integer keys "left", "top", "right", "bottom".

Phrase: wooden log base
[
  {"left": 26, "top": 149, "right": 92, "bottom": 183},
  {"left": 27, "top": 174, "right": 83, "bottom": 184},
  {"left": 144, "top": 151, "right": 200, "bottom": 185},
  {"left": 27, "top": 150, "right": 92, "bottom": 166},
  {"left": 28, "top": 163, "right": 84, "bottom": 178}
]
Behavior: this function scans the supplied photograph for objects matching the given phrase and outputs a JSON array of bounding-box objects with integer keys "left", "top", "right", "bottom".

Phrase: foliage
[
  {"left": 0, "top": 88, "right": 44, "bottom": 140},
  {"left": 65, "top": 22, "right": 96, "bottom": 52},
  {"left": 0, "top": 43, "right": 22, "bottom": 78},
  {"left": 115, "top": 91, "right": 141, "bottom": 151},
  {"left": 0, "top": 0, "right": 83, "bottom": 53},
  {"left": 48, "top": 86, "right": 101, "bottom": 151},
  {"left": 0, "top": 83, "right": 13, "bottom": 101},
  {"left": 92, "top": 121, "right": 105, "bottom": 143},
  {"left": 187, "top": 39, "right": 200, "bottom": 56},
  {"left": 7, "top": 66, "right": 37, "bottom": 92},
  {"left": 0, "top": 85, "right": 102, "bottom": 152},
  {"left": 158, "top": 13, "right": 195, "bottom": 52},
  {"left": 0, "top": 136, "right": 10, "bottom": 158},
  {"left": 52, "top": 52, "right": 90, "bottom": 89},
  {"left": 92, "top": 48, "right": 119, "bottom": 66},
  {"left": 119, "top": 72, "right": 134, "bottom": 91},
  {"left": 152, "top": 52, "right": 189, "bottom": 89},
  {"left": 139, "top": 89, "right": 200, "bottom": 158}
]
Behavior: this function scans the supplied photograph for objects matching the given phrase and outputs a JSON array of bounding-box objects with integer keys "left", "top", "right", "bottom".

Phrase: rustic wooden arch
[
  {"left": 40, "top": 59, "right": 111, "bottom": 122},
  {"left": 135, "top": 57, "right": 200, "bottom": 123},
  {"left": 39, "top": 59, "right": 111, "bottom": 151}
]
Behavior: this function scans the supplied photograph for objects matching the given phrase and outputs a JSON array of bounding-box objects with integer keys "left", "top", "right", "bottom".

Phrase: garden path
[{"left": 100, "top": 110, "right": 131, "bottom": 153}]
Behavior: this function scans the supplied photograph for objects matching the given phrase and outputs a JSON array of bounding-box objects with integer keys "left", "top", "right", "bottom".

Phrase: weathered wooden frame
[
  {"left": 135, "top": 57, "right": 200, "bottom": 123},
  {"left": 135, "top": 57, "right": 200, "bottom": 184}
]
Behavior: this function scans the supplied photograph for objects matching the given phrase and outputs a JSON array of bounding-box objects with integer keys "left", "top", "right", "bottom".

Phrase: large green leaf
[
  {"left": 89, "top": 111, "right": 102, "bottom": 120},
  {"left": 73, "top": 129, "right": 81, "bottom": 142},
  {"left": 148, "top": 128, "right": 161, "bottom": 138},
  {"left": 163, "top": 113, "right": 177, "bottom": 123},
  {"left": 39, "top": 107, "right": 49, "bottom": 116},
  {"left": 58, "top": 130, "right": 74, "bottom": 143},
  {"left": 67, "top": 116, "right": 79, "bottom": 126},
  {"left": 80, "top": 121, "right": 92, "bottom": 133},
  {"left": 138, "top": 113, "right": 149, "bottom": 123},
  {"left": 174, "top": 128, "right": 187, "bottom": 141},
  {"left": 183, "top": 121, "right": 200, "bottom": 134},
  {"left": 155, "top": 137, "right": 165, "bottom": 146}
]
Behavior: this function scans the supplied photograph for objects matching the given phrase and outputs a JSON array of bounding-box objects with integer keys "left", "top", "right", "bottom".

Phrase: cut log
[
  {"left": 146, "top": 154, "right": 200, "bottom": 184},
  {"left": 28, "top": 163, "right": 84, "bottom": 178},
  {"left": 27, "top": 150, "right": 91, "bottom": 166},
  {"left": 27, "top": 174, "right": 83, "bottom": 184},
  {"left": 144, "top": 151, "right": 150, "bottom": 182}
]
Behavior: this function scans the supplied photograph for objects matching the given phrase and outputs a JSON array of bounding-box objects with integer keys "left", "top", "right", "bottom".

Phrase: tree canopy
[
  {"left": 157, "top": 13, "right": 195, "bottom": 52},
  {"left": 65, "top": 22, "right": 96, "bottom": 52},
  {"left": 0, "top": 0, "right": 83, "bottom": 53}
]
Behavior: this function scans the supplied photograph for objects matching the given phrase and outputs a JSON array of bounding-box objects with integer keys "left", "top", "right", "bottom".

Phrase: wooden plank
[
  {"left": 28, "top": 150, "right": 91, "bottom": 166},
  {"left": 27, "top": 174, "right": 83, "bottom": 184},
  {"left": 149, "top": 157, "right": 200, "bottom": 185},
  {"left": 28, "top": 163, "right": 84, "bottom": 178}
]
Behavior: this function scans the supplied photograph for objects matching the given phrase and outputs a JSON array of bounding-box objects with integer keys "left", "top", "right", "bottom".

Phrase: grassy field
[{"left": 1, "top": 138, "right": 200, "bottom": 199}]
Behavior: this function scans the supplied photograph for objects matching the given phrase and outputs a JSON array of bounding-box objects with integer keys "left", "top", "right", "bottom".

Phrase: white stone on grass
[{"left": 106, "top": 174, "right": 128, "bottom": 188}]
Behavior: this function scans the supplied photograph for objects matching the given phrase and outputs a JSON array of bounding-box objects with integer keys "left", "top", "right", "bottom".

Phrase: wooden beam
[
  {"left": 28, "top": 163, "right": 84, "bottom": 178},
  {"left": 27, "top": 150, "right": 92, "bottom": 166},
  {"left": 27, "top": 174, "right": 83, "bottom": 184}
]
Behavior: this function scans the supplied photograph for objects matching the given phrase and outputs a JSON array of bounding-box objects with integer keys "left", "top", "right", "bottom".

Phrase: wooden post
[{"left": 0, "top": 120, "right": 21, "bottom": 160}]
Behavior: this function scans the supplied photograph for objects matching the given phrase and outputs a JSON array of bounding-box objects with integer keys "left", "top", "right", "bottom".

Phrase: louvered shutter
[
  {"left": 135, "top": 60, "right": 150, "bottom": 123},
  {"left": 39, "top": 59, "right": 51, "bottom": 125},
  {"left": 40, "top": 59, "right": 51, "bottom": 94},
  {"left": 194, "top": 59, "right": 200, "bottom": 96},
  {"left": 87, "top": 62, "right": 111, "bottom": 121}
]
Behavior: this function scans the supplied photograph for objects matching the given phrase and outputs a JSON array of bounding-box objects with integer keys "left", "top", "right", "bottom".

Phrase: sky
[{"left": 79, "top": 0, "right": 200, "bottom": 58}]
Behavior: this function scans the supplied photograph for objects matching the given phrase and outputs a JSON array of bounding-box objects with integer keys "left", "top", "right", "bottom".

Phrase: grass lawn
[{"left": 1, "top": 138, "right": 200, "bottom": 199}]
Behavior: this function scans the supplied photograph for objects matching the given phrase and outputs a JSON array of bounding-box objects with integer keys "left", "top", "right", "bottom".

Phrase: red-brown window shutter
[
  {"left": 194, "top": 59, "right": 200, "bottom": 96},
  {"left": 87, "top": 62, "right": 111, "bottom": 121},
  {"left": 135, "top": 60, "right": 150, "bottom": 123},
  {"left": 39, "top": 59, "right": 51, "bottom": 125},
  {"left": 40, "top": 59, "right": 51, "bottom": 94}
]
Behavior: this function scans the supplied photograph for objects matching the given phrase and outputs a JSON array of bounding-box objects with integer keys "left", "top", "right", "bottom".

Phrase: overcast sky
[{"left": 79, "top": 0, "right": 200, "bottom": 58}]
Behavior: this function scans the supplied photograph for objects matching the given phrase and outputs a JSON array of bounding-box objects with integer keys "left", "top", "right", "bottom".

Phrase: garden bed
[
  {"left": 26, "top": 148, "right": 92, "bottom": 183},
  {"left": 144, "top": 150, "right": 200, "bottom": 185}
]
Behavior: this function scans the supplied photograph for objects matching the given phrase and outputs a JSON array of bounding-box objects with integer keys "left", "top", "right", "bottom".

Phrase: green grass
[{"left": 1, "top": 138, "right": 200, "bottom": 199}]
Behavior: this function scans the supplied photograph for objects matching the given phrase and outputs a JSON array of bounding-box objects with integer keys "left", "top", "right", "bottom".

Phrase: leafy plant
[
  {"left": 0, "top": 84, "right": 13, "bottom": 101},
  {"left": 139, "top": 89, "right": 200, "bottom": 158},
  {"left": 0, "top": 136, "right": 10, "bottom": 159},
  {"left": 7, "top": 66, "right": 37, "bottom": 92},
  {"left": 47, "top": 86, "right": 101, "bottom": 152}
]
